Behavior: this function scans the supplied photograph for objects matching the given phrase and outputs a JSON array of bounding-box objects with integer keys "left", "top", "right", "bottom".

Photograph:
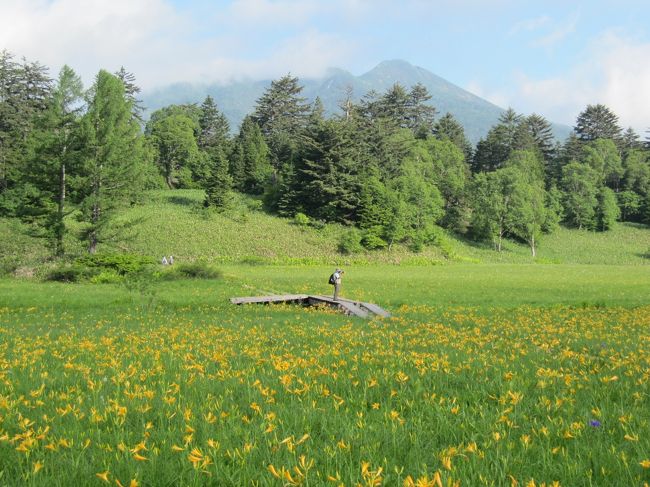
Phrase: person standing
[{"left": 330, "top": 268, "right": 344, "bottom": 300}]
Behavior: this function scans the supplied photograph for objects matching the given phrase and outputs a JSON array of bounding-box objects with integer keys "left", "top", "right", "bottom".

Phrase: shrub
[
  {"left": 164, "top": 262, "right": 222, "bottom": 280},
  {"left": 45, "top": 265, "right": 90, "bottom": 283},
  {"left": 76, "top": 253, "right": 156, "bottom": 275},
  {"left": 338, "top": 229, "right": 364, "bottom": 254},
  {"left": 361, "top": 231, "right": 387, "bottom": 250},
  {"left": 293, "top": 212, "right": 310, "bottom": 227},
  {"left": 90, "top": 270, "right": 124, "bottom": 284}
]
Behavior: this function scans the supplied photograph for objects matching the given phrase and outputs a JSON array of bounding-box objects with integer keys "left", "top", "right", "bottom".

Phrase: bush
[
  {"left": 76, "top": 253, "right": 156, "bottom": 275},
  {"left": 45, "top": 265, "right": 90, "bottom": 283},
  {"left": 162, "top": 262, "right": 222, "bottom": 280},
  {"left": 293, "top": 212, "right": 310, "bottom": 227},
  {"left": 361, "top": 231, "right": 387, "bottom": 250},
  {"left": 90, "top": 270, "right": 124, "bottom": 284},
  {"left": 338, "top": 229, "right": 364, "bottom": 254}
]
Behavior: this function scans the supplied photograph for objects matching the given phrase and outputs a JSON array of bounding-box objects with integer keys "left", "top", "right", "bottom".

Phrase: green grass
[
  {"left": 0, "top": 266, "right": 649, "bottom": 486},
  {"left": 2, "top": 190, "right": 649, "bottom": 271}
]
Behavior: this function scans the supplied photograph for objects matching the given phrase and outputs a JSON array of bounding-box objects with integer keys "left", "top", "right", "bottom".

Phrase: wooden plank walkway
[
  {"left": 230, "top": 294, "right": 390, "bottom": 319},
  {"left": 230, "top": 294, "right": 309, "bottom": 305}
]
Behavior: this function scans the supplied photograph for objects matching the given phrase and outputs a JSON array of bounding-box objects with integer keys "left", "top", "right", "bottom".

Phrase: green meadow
[
  {"left": 1, "top": 191, "right": 650, "bottom": 486},
  {"left": 1, "top": 262, "right": 650, "bottom": 486}
]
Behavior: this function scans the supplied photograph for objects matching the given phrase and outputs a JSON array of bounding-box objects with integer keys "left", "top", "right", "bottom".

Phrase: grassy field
[
  {"left": 1, "top": 265, "right": 649, "bottom": 486},
  {"left": 3, "top": 190, "right": 649, "bottom": 274}
]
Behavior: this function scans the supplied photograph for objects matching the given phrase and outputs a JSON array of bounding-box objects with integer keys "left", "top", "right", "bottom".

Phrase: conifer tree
[
  {"left": 433, "top": 112, "right": 473, "bottom": 161},
  {"left": 19, "top": 65, "right": 83, "bottom": 255},
  {"left": 204, "top": 147, "right": 232, "bottom": 209},
  {"left": 198, "top": 95, "right": 229, "bottom": 151},
  {"left": 252, "top": 74, "right": 309, "bottom": 172},
  {"left": 574, "top": 104, "right": 622, "bottom": 143},
  {"left": 114, "top": 66, "right": 144, "bottom": 122},
  {"left": 0, "top": 51, "right": 52, "bottom": 212},
  {"left": 230, "top": 116, "right": 271, "bottom": 194},
  {"left": 76, "top": 70, "right": 144, "bottom": 253}
]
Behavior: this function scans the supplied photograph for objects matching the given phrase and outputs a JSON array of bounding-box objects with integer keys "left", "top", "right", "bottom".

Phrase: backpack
[{"left": 328, "top": 273, "right": 336, "bottom": 285}]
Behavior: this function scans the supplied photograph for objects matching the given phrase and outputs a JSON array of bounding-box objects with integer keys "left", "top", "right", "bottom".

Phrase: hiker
[
  {"left": 161, "top": 256, "right": 168, "bottom": 265},
  {"left": 329, "top": 268, "right": 344, "bottom": 301},
  {"left": 169, "top": 255, "right": 174, "bottom": 265}
]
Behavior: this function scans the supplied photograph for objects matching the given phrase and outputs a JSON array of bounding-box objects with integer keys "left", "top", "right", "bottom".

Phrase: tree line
[{"left": 1, "top": 49, "right": 649, "bottom": 257}]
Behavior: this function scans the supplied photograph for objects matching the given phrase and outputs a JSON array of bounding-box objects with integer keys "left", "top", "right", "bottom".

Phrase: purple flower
[{"left": 589, "top": 420, "right": 602, "bottom": 427}]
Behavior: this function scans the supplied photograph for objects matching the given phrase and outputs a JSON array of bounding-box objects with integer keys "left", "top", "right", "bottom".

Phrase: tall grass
[{"left": 0, "top": 267, "right": 649, "bottom": 486}]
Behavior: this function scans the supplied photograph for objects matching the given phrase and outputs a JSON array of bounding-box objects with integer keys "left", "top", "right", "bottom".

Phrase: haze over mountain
[{"left": 142, "top": 60, "right": 572, "bottom": 144}]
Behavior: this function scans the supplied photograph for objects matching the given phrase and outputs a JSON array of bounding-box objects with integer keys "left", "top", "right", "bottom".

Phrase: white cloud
[
  {"left": 173, "top": 30, "right": 353, "bottom": 84},
  {"left": 500, "top": 31, "right": 650, "bottom": 133},
  {"left": 0, "top": 0, "right": 354, "bottom": 89},
  {"left": 0, "top": 0, "right": 183, "bottom": 87}
]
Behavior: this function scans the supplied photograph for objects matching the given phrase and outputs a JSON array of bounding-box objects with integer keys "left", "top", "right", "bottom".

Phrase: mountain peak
[{"left": 143, "top": 60, "right": 571, "bottom": 143}]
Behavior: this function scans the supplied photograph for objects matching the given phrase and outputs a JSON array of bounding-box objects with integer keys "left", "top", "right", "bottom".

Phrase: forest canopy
[{"left": 1, "top": 49, "right": 648, "bottom": 258}]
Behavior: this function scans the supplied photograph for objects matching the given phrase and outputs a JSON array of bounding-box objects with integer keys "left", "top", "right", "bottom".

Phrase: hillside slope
[{"left": 2, "top": 190, "right": 648, "bottom": 273}]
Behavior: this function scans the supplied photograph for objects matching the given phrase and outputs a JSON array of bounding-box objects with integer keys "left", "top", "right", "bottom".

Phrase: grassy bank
[{"left": 3, "top": 190, "right": 649, "bottom": 273}]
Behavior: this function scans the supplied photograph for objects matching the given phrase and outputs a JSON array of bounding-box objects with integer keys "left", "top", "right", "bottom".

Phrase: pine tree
[
  {"left": 77, "top": 70, "right": 144, "bottom": 253},
  {"left": 19, "top": 65, "right": 83, "bottom": 255},
  {"left": 407, "top": 83, "right": 436, "bottom": 137},
  {"left": 204, "top": 147, "right": 232, "bottom": 209},
  {"left": 472, "top": 108, "right": 523, "bottom": 172},
  {"left": 433, "top": 112, "right": 472, "bottom": 161},
  {"left": 198, "top": 95, "right": 229, "bottom": 151},
  {"left": 252, "top": 74, "right": 310, "bottom": 172},
  {"left": 522, "top": 113, "right": 555, "bottom": 162},
  {"left": 0, "top": 51, "right": 52, "bottom": 212},
  {"left": 114, "top": 66, "right": 144, "bottom": 123},
  {"left": 230, "top": 116, "right": 271, "bottom": 194},
  {"left": 574, "top": 104, "right": 622, "bottom": 143}
]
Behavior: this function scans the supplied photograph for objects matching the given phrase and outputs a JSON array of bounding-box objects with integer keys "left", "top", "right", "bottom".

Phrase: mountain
[{"left": 142, "top": 60, "right": 572, "bottom": 144}]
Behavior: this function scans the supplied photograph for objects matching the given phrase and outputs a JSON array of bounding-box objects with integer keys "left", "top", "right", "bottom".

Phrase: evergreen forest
[{"left": 2, "top": 49, "right": 649, "bottom": 260}]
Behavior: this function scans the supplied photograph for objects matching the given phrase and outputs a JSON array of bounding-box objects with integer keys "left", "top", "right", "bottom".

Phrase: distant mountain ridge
[{"left": 142, "top": 60, "right": 572, "bottom": 144}]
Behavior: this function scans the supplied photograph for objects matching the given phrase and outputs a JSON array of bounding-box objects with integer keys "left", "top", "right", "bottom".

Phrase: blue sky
[{"left": 1, "top": 0, "right": 649, "bottom": 132}]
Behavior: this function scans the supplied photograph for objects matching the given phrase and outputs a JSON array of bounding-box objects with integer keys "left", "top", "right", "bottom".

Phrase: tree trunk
[
  {"left": 89, "top": 200, "right": 99, "bottom": 254},
  {"left": 530, "top": 234, "right": 536, "bottom": 257},
  {"left": 56, "top": 158, "right": 66, "bottom": 256}
]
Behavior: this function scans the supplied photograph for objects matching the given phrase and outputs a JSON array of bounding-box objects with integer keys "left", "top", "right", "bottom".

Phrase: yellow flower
[
  {"left": 268, "top": 464, "right": 281, "bottom": 479},
  {"left": 640, "top": 459, "right": 650, "bottom": 469},
  {"left": 132, "top": 453, "right": 148, "bottom": 461},
  {"left": 96, "top": 471, "right": 110, "bottom": 483},
  {"left": 33, "top": 461, "right": 44, "bottom": 474}
]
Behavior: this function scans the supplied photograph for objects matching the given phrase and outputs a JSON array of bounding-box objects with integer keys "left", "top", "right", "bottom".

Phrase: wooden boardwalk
[{"left": 230, "top": 294, "right": 390, "bottom": 319}]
